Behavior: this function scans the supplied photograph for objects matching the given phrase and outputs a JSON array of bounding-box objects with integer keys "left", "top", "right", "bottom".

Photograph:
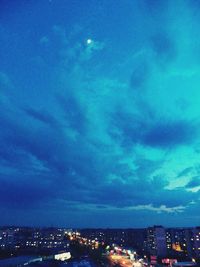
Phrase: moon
[{"left": 86, "top": 39, "right": 92, "bottom": 45}]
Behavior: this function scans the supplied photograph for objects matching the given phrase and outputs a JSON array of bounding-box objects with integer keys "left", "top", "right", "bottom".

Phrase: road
[{"left": 109, "top": 254, "right": 143, "bottom": 267}]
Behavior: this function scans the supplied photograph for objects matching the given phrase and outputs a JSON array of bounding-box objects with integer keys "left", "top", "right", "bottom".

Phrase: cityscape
[
  {"left": 0, "top": 226, "right": 200, "bottom": 266},
  {"left": 1, "top": 0, "right": 200, "bottom": 267}
]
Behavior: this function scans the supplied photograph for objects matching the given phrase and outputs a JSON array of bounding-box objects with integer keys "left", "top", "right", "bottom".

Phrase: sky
[{"left": 0, "top": 0, "right": 200, "bottom": 228}]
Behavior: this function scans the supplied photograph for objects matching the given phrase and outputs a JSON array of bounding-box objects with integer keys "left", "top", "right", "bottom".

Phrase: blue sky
[{"left": 0, "top": 0, "right": 200, "bottom": 227}]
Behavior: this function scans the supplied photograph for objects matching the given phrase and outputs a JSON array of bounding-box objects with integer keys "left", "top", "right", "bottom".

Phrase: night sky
[{"left": 0, "top": 0, "right": 200, "bottom": 228}]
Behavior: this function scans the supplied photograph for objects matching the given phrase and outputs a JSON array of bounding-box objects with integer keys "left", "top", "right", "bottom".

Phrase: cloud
[
  {"left": 186, "top": 176, "right": 200, "bottom": 190},
  {"left": 23, "top": 107, "right": 58, "bottom": 126},
  {"left": 111, "top": 108, "right": 197, "bottom": 149},
  {"left": 56, "top": 94, "right": 87, "bottom": 134},
  {"left": 142, "top": 0, "right": 168, "bottom": 13},
  {"left": 143, "top": 120, "right": 196, "bottom": 148},
  {"left": 150, "top": 32, "right": 176, "bottom": 64},
  {"left": 177, "top": 167, "right": 193, "bottom": 177},
  {"left": 59, "top": 201, "right": 186, "bottom": 215},
  {"left": 130, "top": 60, "right": 149, "bottom": 89},
  {"left": 0, "top": 173, "right": 56, "bottom": 208},
  {"left": 1, "top": 0, "right": 200, "bottom": 226},
  {"left": 0, "top": 71, "right": 12, "bottom": 90},
  {"left": 39, "top": 36, "right": 49, "bottom": 45},
  {"left": 128, "top": 204, "right": 185, "bottom": 214}
]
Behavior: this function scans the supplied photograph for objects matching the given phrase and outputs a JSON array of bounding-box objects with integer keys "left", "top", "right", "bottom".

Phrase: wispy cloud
[{"left": 128, "top": 204, "right": 185, "bottom": 214}]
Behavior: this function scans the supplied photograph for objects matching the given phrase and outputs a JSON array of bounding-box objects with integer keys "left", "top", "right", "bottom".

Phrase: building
[{"left": 146, "top": 226, "right": 167, "bottom": 257}]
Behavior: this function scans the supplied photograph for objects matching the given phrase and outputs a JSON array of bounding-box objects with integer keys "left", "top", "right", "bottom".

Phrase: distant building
[
  {"left": 165, "top": 227, "right": 200, "bottom": 260},
  {"left": 0, "top": 227, "right": 69, "bottom": 252}
]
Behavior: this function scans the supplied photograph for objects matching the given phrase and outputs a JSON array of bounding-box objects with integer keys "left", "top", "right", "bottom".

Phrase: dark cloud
[
  {"left": 177, "top": 167, "right": 193, "bottom": 177},
  {"left": 23, "top": 107, "right": 58, "bottom": 126},
  {"left": 134, "top": 159, "right": 164, "bottom": 180},
  {"left": 109, "top": 109, "right": 145, "bottom": 149},
  {"left": 130, "top": 61, "right": 149, "bottom": 89},
  {"left": 151, "top": 33, "right": 176, "bottom": 64},
  {"left": 0, "top": 96, "right": 198, "bottom": 219},
  {"left": 0, "top": 97, "right": 106, "bottom": 210},
  {"left": 84, "top": 179, "right": 197, "bottom": 209},
  {"left": 142, "top": 0, "right": 168, "bottom": 13},
  {"left": 56, "top": 94, "right": 87, "bottom": 134},
  {"left": 0, "top": 172, "right": 57, "bottom": 209},
  {"left": 143, "top": 120, "right": 196, "bottom": 148},
  {"left": 186, "top": 176, "right": 200, "bottom": 188},
  {"left": 111, "top": 108, "right": 196, "bottom": 149}
]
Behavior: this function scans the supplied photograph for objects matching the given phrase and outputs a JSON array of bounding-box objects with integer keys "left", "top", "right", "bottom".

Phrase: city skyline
[
  {"left": 0, "top": 0, "right": 200, "bottom": 227},
  {"left": 1, "top": 225, "right": 200, "bottom": 259}
]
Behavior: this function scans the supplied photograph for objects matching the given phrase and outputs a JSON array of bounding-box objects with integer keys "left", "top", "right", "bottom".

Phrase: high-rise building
[
  {"left": 192, "top": 227, "right": 200, "bottom": 259},
  {"left": 147, "top": 226, "right": 167, "bottom": 257}
]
